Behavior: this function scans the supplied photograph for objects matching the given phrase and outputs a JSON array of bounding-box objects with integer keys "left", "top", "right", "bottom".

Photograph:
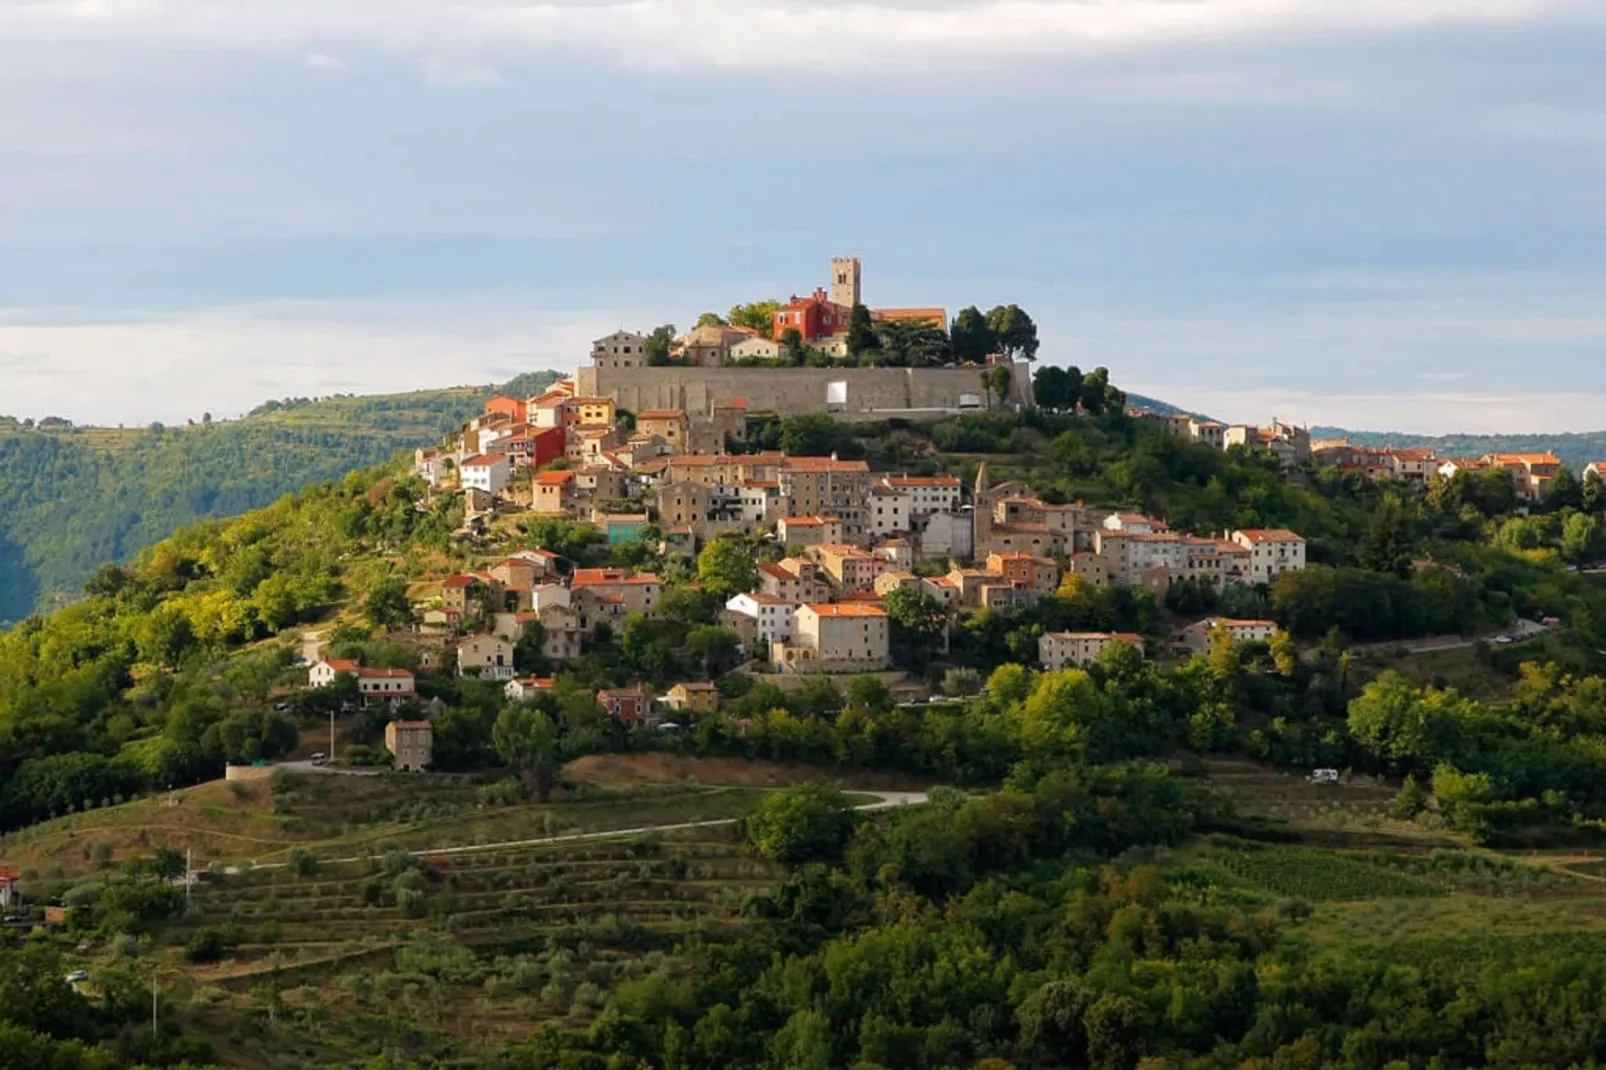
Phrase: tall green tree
[
  {"left": 492, "top": 706, "right": 561, "bottom": 801},
  {"left": 985, "top": 304, "right": 1040, "bottom": 361},
  {"left": 644, "top": 324, "right": 677, "bottom": 366},
  {"left": 728, "top": 300, "right": 782, "bottom": 334},
  {"left": 950, "top": 306, "right": 995, "bottom": 363},
  {"left": 846, "top": 304, "right": 877, "bottom": 359},
  {"left": 1548, "top": 464, "right": 1584, "bottom": 511},
  {"left": 1033, "top": 364, "right": 1082, "bottom": 411},
  {"left": 1359, "top": 494, "right": 1416, "bottom": 578},
  {"left": 697, "top": 535, "right": 760, "bottom": 599},
  {"left": 363, "top": 576, "right": 414, "bottom": 631}
]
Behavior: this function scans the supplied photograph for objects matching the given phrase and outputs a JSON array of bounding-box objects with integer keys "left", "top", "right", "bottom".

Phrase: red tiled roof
[
  {"left": 804, "top": 603, "right": 888, "bottom": 618},
  {"left": 357, "top": 668, "right": 413, "bottom": 680},
  {"left": 460, "top": 455, "right": 503, "bottom": 467},
  {"left": 884, "top": 475, "right": 960, "bottom": 488},
  {"left": 1235, "top": 529, "right": 1304, "bottom": 543}
]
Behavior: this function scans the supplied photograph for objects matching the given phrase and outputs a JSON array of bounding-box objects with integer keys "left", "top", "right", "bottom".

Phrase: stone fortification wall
[{"left": 577, "top": 365, "right": 1019, "bottom": 417}]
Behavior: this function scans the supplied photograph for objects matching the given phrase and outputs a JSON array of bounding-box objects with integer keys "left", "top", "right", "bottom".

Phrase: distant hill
[
  {"left": 1124, "top": 393, "right": 1201, "bottom": 419},
  {"left": 1311, "top": 427, "right": 1606, "bottom": 471},
  {"left": 0, "top": 372, "right": 562, "bottom": 625}
]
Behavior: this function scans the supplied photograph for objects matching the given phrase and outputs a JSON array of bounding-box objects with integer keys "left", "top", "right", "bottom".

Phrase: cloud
[
  {"left": 420, "top": 56, "right": 507, "bottom": 89},
  {"left": 2, "top": 0, "right": 1600, "bottom": 79},
  {"left": 0, "top": 301, "right": 642, "bottom": 425},
  {"left": 1486, "top": 105, "right": 1606, "bottom": 145},
  {"left": 303, "top": 52, "right": 346, "bottom": 70}
]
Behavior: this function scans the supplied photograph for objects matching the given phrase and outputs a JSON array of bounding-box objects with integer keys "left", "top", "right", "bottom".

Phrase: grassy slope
[{"left": 0, "top": 375, "right": 561, "bottom": 625}]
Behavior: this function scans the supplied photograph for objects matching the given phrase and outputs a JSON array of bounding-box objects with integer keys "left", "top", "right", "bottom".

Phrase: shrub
[
  {"left": 288, "top": 848, "right": 318, "bottom": 878},
  {"left": 185, "top": 927, "right": 231, "bottom": 964},
  {"left": 396, "top": 888, "right": 426, "bottom": 917}
]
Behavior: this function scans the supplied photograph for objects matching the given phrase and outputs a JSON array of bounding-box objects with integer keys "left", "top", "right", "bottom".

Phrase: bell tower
[{"left": 830, "top": 256, "right": 862, "bottom": 309}]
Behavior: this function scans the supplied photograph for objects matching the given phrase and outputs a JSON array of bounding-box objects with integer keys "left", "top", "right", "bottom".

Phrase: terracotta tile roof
[
  {"left": 322, "top": 658, "right": 361, "bottom": 671},
  {"left": 1235, "top": 529, "right": 1304, "bottom": 543},
  {"left": 884, "top": 475, "right": 961, "bottom": 488},
  {"left": 357, "top": 667, "right": 414, "bottom": 680},
  {"left": 760, "top": 563, "right": 800, "bottom": 581},
  {"left": 535, "top": 470, "right": 574, "bottom": 485},
  {"left": 460, "top": 455, "right": 503, "bottom": 467},
  {"left": 804, "top": 603, "right": 888, "bottom": 618},
  {"left": 783, "top": 457, "right": 871, "bottom": 473},
  {"left": 1045, "top": 631, "right": 1144, "bottom": 642},
  {"left": 637, "top": 409, "right": 686, "bottom": 420}
]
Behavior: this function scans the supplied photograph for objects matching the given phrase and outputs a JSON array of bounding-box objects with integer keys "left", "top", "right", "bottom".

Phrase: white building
[
  {"left": 880, "top": 475, "right": 962, "bottom": 518},
  {"left": 505, "top": 677, "right": 554, "bottom": 704},
  {"left": 1039, "top": 631, "right": 1144, "bottom": 670},
  {"left": 725, "top": 593, "right": 796, "bottom": 646},
  {"left": 1229, "top": 529, "right": 1307, "bottom": 585},
  {"left": 918, "top": 510, "right": 974, "bottom": 562},
  {"left": 869, "top": 485, "right": 911, "bottom": 536},
  {"left": 730, "top": 336, "right": 785, "bottom": 361},
  {"left": 1180, "top": 617, "right": 1280, "bottom": 653},
  {"left": 308, "top": 658, "right": 415, "bottom": 698},
  {"left": 460, "top": 454, "right": 511, "bottom": 496}
]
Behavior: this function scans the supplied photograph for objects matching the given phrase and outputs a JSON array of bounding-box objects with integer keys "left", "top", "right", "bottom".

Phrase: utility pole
[
  {"left": 330, "top": 709, "right": 337, "bottom": 761},
  {"left": 151, "top": 976, "right": 159, "bottom": 1033},
  {"left": 184, "top": 847, "right": 193, "bottom": 909}
]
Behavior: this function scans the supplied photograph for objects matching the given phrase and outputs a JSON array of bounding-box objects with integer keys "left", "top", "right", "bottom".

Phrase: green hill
[
  {"left": 0, "top": 372, "right": 562, "bottom": 626},
  {"left": 7, "top": 384, "right": 1606, "bottom": 1066}
]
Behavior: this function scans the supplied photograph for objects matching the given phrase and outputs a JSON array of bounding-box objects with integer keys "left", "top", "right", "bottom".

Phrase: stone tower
[
  {"left": 830, "top": 256, "right": 862, "bottom": 309},
  {"left": 971, "top": 462, "right": 993, "bottom": 560}
]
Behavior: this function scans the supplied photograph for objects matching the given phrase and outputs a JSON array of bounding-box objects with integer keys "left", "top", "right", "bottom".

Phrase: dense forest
[{"left": 0, "top": 373, "right": 560, "bottom": 626}]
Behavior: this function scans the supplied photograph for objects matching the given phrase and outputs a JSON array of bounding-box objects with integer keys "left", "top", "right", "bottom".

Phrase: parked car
[
  {"left": 310, "top": 752, "right": 329, "bottom": 766},
  {"left": 65, "top": 970, "right": 89, "bottom": 984}
]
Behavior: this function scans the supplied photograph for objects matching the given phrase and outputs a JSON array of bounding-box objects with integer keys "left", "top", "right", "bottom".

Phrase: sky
[{"left": 2, "top": 0, "right": 1605, "bottom": 434}]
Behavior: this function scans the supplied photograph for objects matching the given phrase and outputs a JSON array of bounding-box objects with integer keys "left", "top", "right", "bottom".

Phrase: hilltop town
[{"left": 317, "top": 258, "right": 1319, "bottom": 761}]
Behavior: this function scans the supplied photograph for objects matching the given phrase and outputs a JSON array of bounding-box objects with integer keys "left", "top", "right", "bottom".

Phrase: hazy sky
[{"left": 3, "top": 0, "right": 1604, "bottom": 433}]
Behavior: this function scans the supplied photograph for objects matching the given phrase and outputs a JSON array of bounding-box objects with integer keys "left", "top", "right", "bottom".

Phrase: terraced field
[{"left": 170, "top": 825, "right": 775, "bottom": 1066}]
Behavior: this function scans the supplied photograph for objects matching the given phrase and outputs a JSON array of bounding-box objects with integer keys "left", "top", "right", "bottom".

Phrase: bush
[
  {"left": 288, "top": 848, "right": 318, "bottom": 878},
  {"left": 185, "top": 928, "right": 232, "bottom": 964}
]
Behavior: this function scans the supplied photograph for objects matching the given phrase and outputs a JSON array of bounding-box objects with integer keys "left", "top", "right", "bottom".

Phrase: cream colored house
[
  {"left": 457, "top": 634, "right": 516, "bottom": 681},
  {"left": 1039, "top": 631, "right": 1144, "bottom": 670},
  {"left": 775, "top": 603, "right": 890, "bottom": 672},
  {"left": 1229, "top": 529, "right": 1307, "bottom": 585}
]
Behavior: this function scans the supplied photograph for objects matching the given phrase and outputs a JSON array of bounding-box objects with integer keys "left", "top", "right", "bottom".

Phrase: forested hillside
[
  {"left": 8, "top": 387, "right": 1606, "bottom": 1065},
  {"left": 0, "top": 373, "right": 560, "bottom": 626}
]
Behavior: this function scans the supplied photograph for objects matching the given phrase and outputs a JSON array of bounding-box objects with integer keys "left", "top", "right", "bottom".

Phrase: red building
[
  {"left": 484, "top": 394, "right": 528, "bottom": 423},
  {"left": 599, "top": 687, "right": 650, "bottom": 724},
  {"left": 773, "top": 289, "right": 851, "bottom": 343},
  {"left": 503, "top": 426, "right": 565, "bottom": 468}
]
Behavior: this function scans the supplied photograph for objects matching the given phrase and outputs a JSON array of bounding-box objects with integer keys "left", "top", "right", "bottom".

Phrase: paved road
[
  {"left": 276, "top": 760, "right": 385, "bottom": 777},
  {"left": 229, "top": 789, "right": 929, "bottom": 873}
]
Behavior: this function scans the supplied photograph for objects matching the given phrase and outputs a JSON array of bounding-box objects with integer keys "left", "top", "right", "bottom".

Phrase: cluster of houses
[
  {"left": 1312, "top": 442, "right": 1571, "bottom": 502},
  {"left": 1128, "top": 410, "right": 1313, "bottom": 468},
  {"left": 1130, "top": 404, "right": 1579, "bottom": 506}
]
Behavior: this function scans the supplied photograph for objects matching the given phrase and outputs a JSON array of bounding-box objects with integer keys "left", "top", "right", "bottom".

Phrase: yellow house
[
  {"left": 567, "top": 396, "right": 617, "bottom": 428},
  {"left": 666, "top": 681, "right": 720, "bottom": 714}
]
